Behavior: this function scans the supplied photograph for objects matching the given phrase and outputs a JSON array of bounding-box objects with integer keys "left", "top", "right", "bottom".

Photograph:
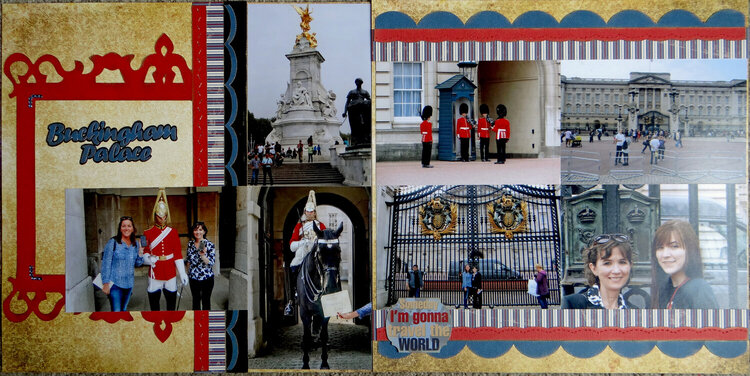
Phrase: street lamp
[
  {"left": 668, "top": 89, "right": 681, "bottom": 134},
  {"left": 458, "top": 61, "right": 478, "bottom": 84},
  {"left": 627, "top": 89, "right": 640, "bottom": 132}
]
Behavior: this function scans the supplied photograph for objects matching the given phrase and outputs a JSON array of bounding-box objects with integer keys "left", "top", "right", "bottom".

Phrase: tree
[{"left": 248, "top": 111, "right": 273, "bottom": 148}]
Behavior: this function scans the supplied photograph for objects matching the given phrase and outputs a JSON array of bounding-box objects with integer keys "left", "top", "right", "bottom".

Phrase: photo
[
  {"left": 375, "top": 185, "right": 562, "bottom": 309},
  {"left": 560, "top": 59, "right": 747, "bottom": 184},
  {"left": 65, "top": 187, "right": 247, "bottom": 313},
  {"left": 375, "top": 61, "right": 561, "bottom": 185},
  {"left": 247, "top": 187, "right": 371, "bottom": 370},
  {"left": 561, "top": 184, "right": 748, "bottom": 309},
  {"left": 246, "top": 3, "right": 371, "bottom": 187}
]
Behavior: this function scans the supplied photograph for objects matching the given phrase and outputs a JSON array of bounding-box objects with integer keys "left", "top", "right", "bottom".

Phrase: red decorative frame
[{"left": 3, "top": 6, "right": 207, "bottom": 342}]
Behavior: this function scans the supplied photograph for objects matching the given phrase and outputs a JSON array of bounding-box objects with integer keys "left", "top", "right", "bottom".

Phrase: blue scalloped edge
[
  {"left": 377, "top": 340, "right": 747, "bottom": 359},
  {"left": 375, "top": 9, "right": 744, "bottom": 29}
]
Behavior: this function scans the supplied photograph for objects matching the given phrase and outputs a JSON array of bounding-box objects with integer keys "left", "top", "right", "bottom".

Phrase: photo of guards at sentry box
[
  {"left": 560, "top": 184, "right": 748, "bottom": 310},
  {"left": 375, "top": 185, "right": 564, "bottom": 310},
  {"left": 375, "top": 61, "right": 561, "bottom": 185}
]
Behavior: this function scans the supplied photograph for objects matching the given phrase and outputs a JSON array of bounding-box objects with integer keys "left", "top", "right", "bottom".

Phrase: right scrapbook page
[{"left": 372, "top": 0, "right": 748, "bottom": 373}]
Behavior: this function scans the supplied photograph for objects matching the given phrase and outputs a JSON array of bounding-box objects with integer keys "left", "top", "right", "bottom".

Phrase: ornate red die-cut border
[{"left": 2, "top": 5, "right": 209, "bottom": 344}]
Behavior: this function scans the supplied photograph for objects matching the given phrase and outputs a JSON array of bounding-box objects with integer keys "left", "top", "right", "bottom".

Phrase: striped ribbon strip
[
  {"left": 373, "top": 39, "right": 746, "bottom": 61},
  {"left": 208, "top": 311, "right": 226, "bottom": 372},
  {"left": 205, "top": 4, "right": 225, "bottom": 186},
  {"left": 376, "top": 309, "right": 749, "bottom": 329}
]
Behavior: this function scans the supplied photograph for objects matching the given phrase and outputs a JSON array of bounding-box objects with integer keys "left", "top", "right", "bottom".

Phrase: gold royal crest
[
  {"left": 487, "top": 194, "right": 528, "bottom": 238},
  {"left": 418, "top": 198, "right": 458, "bottom": 240}
]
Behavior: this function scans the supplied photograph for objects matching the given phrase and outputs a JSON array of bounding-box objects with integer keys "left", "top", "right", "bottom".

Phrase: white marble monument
[{"left": 265, "top": 8, "right": 343, "bottom": 160}]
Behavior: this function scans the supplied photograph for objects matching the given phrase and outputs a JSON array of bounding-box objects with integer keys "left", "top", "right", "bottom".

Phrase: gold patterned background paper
[
  {"left": 373, "top": 342, "right": 750, "bottom": 374},
  {"left": 2, "top": 3, "right": 195, "bottom": 372},
  {"left": 371, "top": 0, "right": 748, "bottom": 24}
]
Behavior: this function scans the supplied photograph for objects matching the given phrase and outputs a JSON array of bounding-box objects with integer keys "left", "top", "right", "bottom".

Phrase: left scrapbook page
[{"left": 1, "top": 3, "right": 242, "bottom": 372}]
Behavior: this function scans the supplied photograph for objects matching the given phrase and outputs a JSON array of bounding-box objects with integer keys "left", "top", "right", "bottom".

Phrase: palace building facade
[{"left": 561, "top": 72, "right": 747, "bottom": 136}]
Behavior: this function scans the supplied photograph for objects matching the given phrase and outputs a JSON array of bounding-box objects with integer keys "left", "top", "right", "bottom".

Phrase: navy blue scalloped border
[{"left": 377, "top": 340, "right": 747, "bottom": 359}]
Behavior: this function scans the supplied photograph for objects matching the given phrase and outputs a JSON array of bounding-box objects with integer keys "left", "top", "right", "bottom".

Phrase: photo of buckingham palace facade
[{"left": 561, "top": 72, "right": 747, "bottom": 137}]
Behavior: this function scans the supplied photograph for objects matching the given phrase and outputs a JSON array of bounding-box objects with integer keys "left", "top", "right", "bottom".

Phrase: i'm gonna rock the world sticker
[{"left": 385, "top": 298, "right": 452, "bottom": 353}]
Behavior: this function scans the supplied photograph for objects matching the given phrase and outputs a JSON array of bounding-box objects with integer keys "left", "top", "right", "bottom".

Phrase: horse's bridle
[{"left": 303, "top": 247, "right": 339, "bottom": 303}]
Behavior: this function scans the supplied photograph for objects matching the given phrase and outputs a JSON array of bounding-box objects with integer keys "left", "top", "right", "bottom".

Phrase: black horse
[{"left": 297, "top": 221, "right": 343, "bottom": 369}]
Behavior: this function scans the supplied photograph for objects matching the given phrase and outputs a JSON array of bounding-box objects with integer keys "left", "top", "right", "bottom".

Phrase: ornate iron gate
[{"left": 385, "top": 185, "right": 561, "bottom": 307}]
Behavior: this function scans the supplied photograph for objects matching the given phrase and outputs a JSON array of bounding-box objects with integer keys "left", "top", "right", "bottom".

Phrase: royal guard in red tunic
[
  {"left": 491, "top": 104, "right": 510, "bottom": 164},
  {"left": 143, "top": 189, "right": 188, "bottom": 311},
  {"left": 420, "top": 105, "right": 434, "bottom": 168},
  {"left": 456, "top": 103, "right": 472, "bottom": 162},
  {"left": 284, "top": 190, "right": 327, "bottom": 316},
  {"left": 477, "top": 104, "right": 492, "bottom": 162}
]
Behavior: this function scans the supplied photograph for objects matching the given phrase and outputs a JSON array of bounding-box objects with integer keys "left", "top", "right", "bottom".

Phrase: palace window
[{"left": 393, "top": 62, "right": 423, "bottom": 119}]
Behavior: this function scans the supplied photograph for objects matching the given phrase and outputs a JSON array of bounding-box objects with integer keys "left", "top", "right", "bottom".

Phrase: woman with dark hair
[
  {"left": 461, "top": 263, "right": 472, "bottom": 309},
  {"left": 562, "top": 234, "right": 632, "bottom": 309},
  {"left": 650, "top": 220, "right": 717, "bottom": 309},
  {"left": 100, "top": 216, "right": 144, "bottom": 312},
  {"left": 186, "top": 221, "right": 216, "bottom": 310}
]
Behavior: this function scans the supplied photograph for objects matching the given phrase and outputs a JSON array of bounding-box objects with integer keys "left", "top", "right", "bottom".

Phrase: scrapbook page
[
  {"left": 1, "top": 3, "right": 237, "bottom": 372},
  {"left": 371, "top": 0, "right": 749, "bottom": 374}
]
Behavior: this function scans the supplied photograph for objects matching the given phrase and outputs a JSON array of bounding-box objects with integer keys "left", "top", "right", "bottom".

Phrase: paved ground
[
  {"left": 248, "top": 320, "right": 371, "bottom": 370},
  {"left": 94, "top": 269, "right": 230, "bottom": 311},
  {"left": 377, "top": 158, "right": 561, "bottom": 185},
  {"left": 562, "top": 137, "right": 746, "bottom": 184}
]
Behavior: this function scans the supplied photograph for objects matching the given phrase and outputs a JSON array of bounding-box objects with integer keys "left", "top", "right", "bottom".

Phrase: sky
[
  {"left": 560, "top": 59, "right": 747, "bottom": 81},
  {"left": 247, "top": 3, "right": 371, "bottom": 133}
]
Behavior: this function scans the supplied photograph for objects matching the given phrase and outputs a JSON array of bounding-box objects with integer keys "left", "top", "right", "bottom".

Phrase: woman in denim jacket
[{"left": 100, "top": 216, "right": 144, "bottom": 312}]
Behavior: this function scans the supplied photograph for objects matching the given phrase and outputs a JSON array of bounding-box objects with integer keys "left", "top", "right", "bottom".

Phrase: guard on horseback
[{"left": 285, "top": 190, "right": 327, "bottom": 316}]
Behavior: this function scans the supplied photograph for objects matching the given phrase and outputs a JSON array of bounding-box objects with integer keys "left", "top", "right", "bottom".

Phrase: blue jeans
[
  {"left": 537, "top": 295, "right": 548, "bottom": 309},
  {"left": 108, "top": 285, "right": 133, "bottom": 312},
  {"left": 463, "top": 287, "right": 471, "bottom": 308},
  {"left": 251, "top": 169, "right": 259, "bottom": 185}
]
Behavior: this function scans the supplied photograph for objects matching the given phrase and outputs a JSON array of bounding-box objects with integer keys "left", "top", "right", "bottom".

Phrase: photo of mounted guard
[{"left": 247, "top": 187, "right": 371, "bottom": 370}]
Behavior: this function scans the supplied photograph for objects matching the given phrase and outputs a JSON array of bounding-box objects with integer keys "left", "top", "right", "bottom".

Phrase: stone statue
[
  {"left": 292, "top": 82, "right": 312, "bottom": 107},
  {"left": 321, "top": 89, "right": 337, "bottom": 118},
  {"left": 343, "top": 78, "right": 371, "bottom": 148},
  {"left": 276, "top": 94, "right": 287, "bottom": 119}
]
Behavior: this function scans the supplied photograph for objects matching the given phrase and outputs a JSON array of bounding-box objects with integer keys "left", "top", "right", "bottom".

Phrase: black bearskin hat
[
  {"left": 496, "top": 104, "right": 507, "bottom": 118},
  {"left": 421, "top": 105, "right": 433, "bottom": 120},
  {"left": 459, "top": 103, "right": 469, "bottom": 114},
  {"left": 479, "top": 104, "right": 489, "bottom": 115}
]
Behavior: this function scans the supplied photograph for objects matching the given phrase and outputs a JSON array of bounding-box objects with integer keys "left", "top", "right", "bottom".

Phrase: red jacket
[
  {"left": 477, "top": 118, "right": 491, "bottom": 139},
  {"left": 420, "top": 120, "right": 433, "bottom": 143},
  {"left": 290, "top": 220, "right": 327, "bottom": 244},
  {"left": 492, "top": 118, "right": 510, "bottom": 140},
  {"left": 144, "top": 226, "right": 183, "bottom": 280},
  {"left": 456, "top": 117, "right": 471, "bottom": 139}
]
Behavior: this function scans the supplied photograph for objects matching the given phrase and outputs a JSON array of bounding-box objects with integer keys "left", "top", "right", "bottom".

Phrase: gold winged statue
[{"left": 293, "top": 4, "right": 318, "bottom": 48}]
